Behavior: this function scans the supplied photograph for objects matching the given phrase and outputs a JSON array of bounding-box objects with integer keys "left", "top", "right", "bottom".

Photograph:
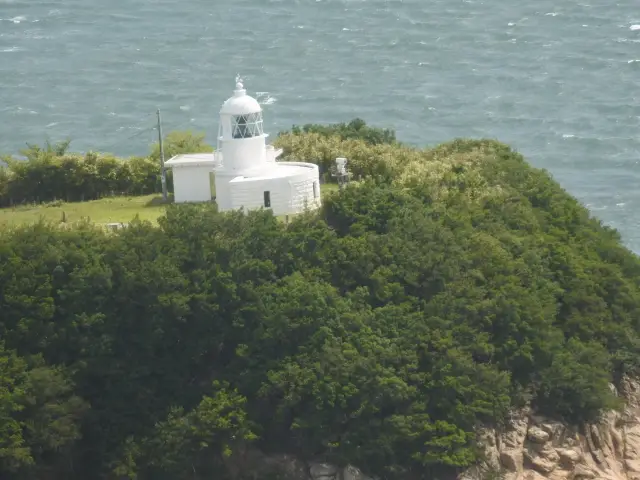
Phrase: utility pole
[{"left": 157, "top": 108, "right": 168, "bottom": 202}]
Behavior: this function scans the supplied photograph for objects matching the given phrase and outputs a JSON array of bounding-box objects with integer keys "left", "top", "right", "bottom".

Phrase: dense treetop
[{"left": 1, "top": 121, "right": 639, "bottom": 479}]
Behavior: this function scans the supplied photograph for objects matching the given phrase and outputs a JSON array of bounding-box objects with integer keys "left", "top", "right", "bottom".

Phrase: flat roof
[
  {"left": 164, "top": 153, "right": 216, "bottom": 167},
  {"left": 229, "top": 163, "right": 316, "bottom": 183}
]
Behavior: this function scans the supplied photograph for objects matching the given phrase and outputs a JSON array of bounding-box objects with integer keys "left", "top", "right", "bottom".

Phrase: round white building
[{"left": 165, "top": 78, "right": 321, "bottom": 216}]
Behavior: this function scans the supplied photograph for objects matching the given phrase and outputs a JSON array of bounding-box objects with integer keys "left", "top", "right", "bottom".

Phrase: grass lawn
[
  {"left": 0, "top": 194, "right": 168, "bottom": 228},
  {"left": 0, "top": 183, "right": 343, "bottom": 228}
]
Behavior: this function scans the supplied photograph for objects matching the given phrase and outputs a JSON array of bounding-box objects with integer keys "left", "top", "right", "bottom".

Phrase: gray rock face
[
  {"left": 342, "top": 465, "right": 369, "bottom": 480},
  {"left": 307, "top": 463, "right": 373, "bottom": 480},
  {"left": 309, "top": 463, "right": 339, "bottom": 480},
  {"left": 223, "top": 452, "right": 376, "bottom": 480}
]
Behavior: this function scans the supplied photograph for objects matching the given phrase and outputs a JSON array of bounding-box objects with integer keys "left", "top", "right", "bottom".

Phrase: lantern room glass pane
[{"left": 231, "top": 112, "right": 264, "bottom": 139}]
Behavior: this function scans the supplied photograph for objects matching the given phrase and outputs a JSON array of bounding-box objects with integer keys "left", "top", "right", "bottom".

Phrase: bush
[
  {"left": 283, "top": 118, "right": 397, "bottom": 145},
  {"left": 535, "top": 339, "right": 620, "bottom": 423},
  {"left": 0, "top": 132, "right": 211, "bottom": 206},
  {"left": 1, "top": 123, "right": 639, "bottom": 479}
]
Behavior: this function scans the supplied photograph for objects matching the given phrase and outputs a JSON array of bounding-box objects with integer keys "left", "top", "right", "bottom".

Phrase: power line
[
  {"left": 113, "top": 111, "right": 156, "bottom": 133},
  {"left": 97, "top": 118, "right": 196, "bottom": 156},
  {"left": 95, "top": 104, "right": 204, "bottom": 155},
  {"left": 160, "top": 117, "right": 198, "bottom": 133},
  {"left": 96, "top": 125, "right": 156, "bottom": 154}
]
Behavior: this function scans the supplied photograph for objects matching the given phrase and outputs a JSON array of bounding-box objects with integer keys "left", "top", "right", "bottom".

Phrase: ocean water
[{"left": 2, "top": 0, "right": 640, "bottom": 250}]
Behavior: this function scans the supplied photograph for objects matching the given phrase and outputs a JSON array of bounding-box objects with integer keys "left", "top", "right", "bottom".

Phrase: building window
[
  {"left": 232, "top": 112, "right": 264, "bottom": 139},
  {"left": 232, "top": 115, "right": 248, "bottom": 139},
  {"left": 313, "top": 181, "right": 318, "bottom": 199},
  {"left": 263, "top": 191, "right": 271, "bottom": 208}
]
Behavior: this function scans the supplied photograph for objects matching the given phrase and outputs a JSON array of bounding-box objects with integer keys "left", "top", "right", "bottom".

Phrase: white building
[{"left": 165, "top": 78, "right": 321, "bottom": 216}]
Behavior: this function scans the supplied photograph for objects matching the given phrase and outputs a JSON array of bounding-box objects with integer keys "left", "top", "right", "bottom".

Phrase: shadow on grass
[{"left": 145, "top": 194, "right": 174, "bottom": 207}]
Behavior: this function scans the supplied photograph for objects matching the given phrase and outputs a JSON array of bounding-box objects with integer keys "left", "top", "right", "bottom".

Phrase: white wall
[
  {"left": 220, "top": 135, "right": 267, "bottom": 173},
  {"left": 229, "top": 177, "right": 285, "bottom": 213},
  {"left": 226, "top": 162, "right": 321, "bottom": 216},
  {"left": 214, "top": 173, "right": 235, "bottom": 211},
  {"left": 172, "top": 166, "right": 213, "bottom": 203},
  {"left": 289, "top": 171, "right": 321, "bottom": 214}
]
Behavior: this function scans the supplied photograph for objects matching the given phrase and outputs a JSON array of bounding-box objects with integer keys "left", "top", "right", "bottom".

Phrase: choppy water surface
[{"left": 2, "top": 0, "right": 640, "bottom": 249}]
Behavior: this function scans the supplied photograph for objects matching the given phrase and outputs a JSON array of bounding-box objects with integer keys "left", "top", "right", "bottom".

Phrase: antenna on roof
[{"left": 332, "top": 157, "right": 351, "bottom": 190}]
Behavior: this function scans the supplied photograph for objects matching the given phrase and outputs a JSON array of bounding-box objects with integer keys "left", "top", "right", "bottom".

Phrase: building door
[{"left": 263, "top": 191, "right": 271, "bottom": 208}]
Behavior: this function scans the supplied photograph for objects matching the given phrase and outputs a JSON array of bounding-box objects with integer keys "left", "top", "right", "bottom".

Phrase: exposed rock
[
  {"left": 626, "top": 460, "right": 640, "bottom": 472},
  {"left": 266, "top": 454, "right": 309, "bottom": 479},
  {"left": 555, "top": 448, "right": 581, "bottom": 467},
  {"left": 342, "top": 464, "right": 371, "bottom": 480},
  {"left": 501, "top": 449, "right": 523, "bottom": 472},
  {"left": 523, "top": 472, "right": 548, "bottom": 480},
  {"left": 528, "top": 427, "right": 551, "bottom": 444},
  {"left": 224, "top": 377, "right": 640, "bottom": 480},
  {"left": 547, "top": 469, "right": 572, "bottom": 480},
  {"left": 461, "top": 377, "right": 640, "bottom": 480},
  {"left": 478, "top": 428, "right": 501, "bottom": 469},
  {"left": 223, "top": 448, "right": 309, "bottom": 480},
  {"left": 310, "top": 463, "right": 339, "bottom": 480},
  {"left": 528, "top": 454, "right": 557, "bottom": 474},
  {"left": 525, "top": 444, "right": 559, "bottom": 474}
]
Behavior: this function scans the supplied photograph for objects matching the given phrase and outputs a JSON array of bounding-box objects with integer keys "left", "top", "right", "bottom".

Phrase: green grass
[
  {"left": 320, "top": 182, "right": 341, "bottom": 196},
  {"left": 0, "top": 183, "right": 343, "bottom": 228},
  {"left": 0, "top": 195, "right": 169, "bottom": 228}
]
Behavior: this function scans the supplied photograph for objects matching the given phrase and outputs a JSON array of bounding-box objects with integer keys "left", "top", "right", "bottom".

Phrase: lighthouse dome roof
[{"left": 220, "top": 79, "right": 262, "bottom": 116}]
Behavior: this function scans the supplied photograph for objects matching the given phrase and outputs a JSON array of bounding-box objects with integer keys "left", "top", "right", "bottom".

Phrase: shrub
[{"left": 0, "top": 131, "right": 211, "bottom": 206}]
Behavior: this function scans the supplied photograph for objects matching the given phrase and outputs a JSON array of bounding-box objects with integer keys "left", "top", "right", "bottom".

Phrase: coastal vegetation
[
  {"left": 1, "top": 120, "right": 639, "bottom": 479},
  {"left": 0, "top": 131, "right": 211, "bottom": 207},
  {"left": 0, "top": 194, "right": 167, "bottom": 227}
]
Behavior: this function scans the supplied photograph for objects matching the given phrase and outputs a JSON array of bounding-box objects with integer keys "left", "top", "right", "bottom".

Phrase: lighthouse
[{"left": 165, "top": 77, "right": 322, "bottom": 216}]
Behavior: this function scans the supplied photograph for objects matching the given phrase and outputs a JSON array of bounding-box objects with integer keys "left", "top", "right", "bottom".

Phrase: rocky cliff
[
  {"left": 463, "top": 377, "right": 640, "bottom": 480},
  {"left": 223, "top": 450, "right": 376, "bottom": 480},
  {"left": 227, "top": 378, "right": 640, "bottom": 480}
]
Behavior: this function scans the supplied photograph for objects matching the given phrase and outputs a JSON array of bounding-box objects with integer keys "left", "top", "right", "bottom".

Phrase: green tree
[
  {"left": 0, "top": 343, "right": 31, "bottom": 473},
  {"left": 149, "top": 131, "right": 212, "bottom": 162},
  {"left": 113, "top": 382, "right": 255, "bottom": 480},
  {"left": 1, "top": 125, "right": 640, "bottom": 480}
]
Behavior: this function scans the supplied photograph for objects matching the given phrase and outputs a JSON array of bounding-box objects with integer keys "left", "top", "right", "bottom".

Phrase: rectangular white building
[{"left": 164, "top": 153, "right": 217, "bottom": 203}]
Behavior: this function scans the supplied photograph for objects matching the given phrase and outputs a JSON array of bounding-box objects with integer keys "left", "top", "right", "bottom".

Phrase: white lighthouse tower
[
  {"left": 213, "top": 76, "right": 270, "bottom": 211},
  {"left": 166, "top": 77, "right": 322, "bottom": 215}
]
